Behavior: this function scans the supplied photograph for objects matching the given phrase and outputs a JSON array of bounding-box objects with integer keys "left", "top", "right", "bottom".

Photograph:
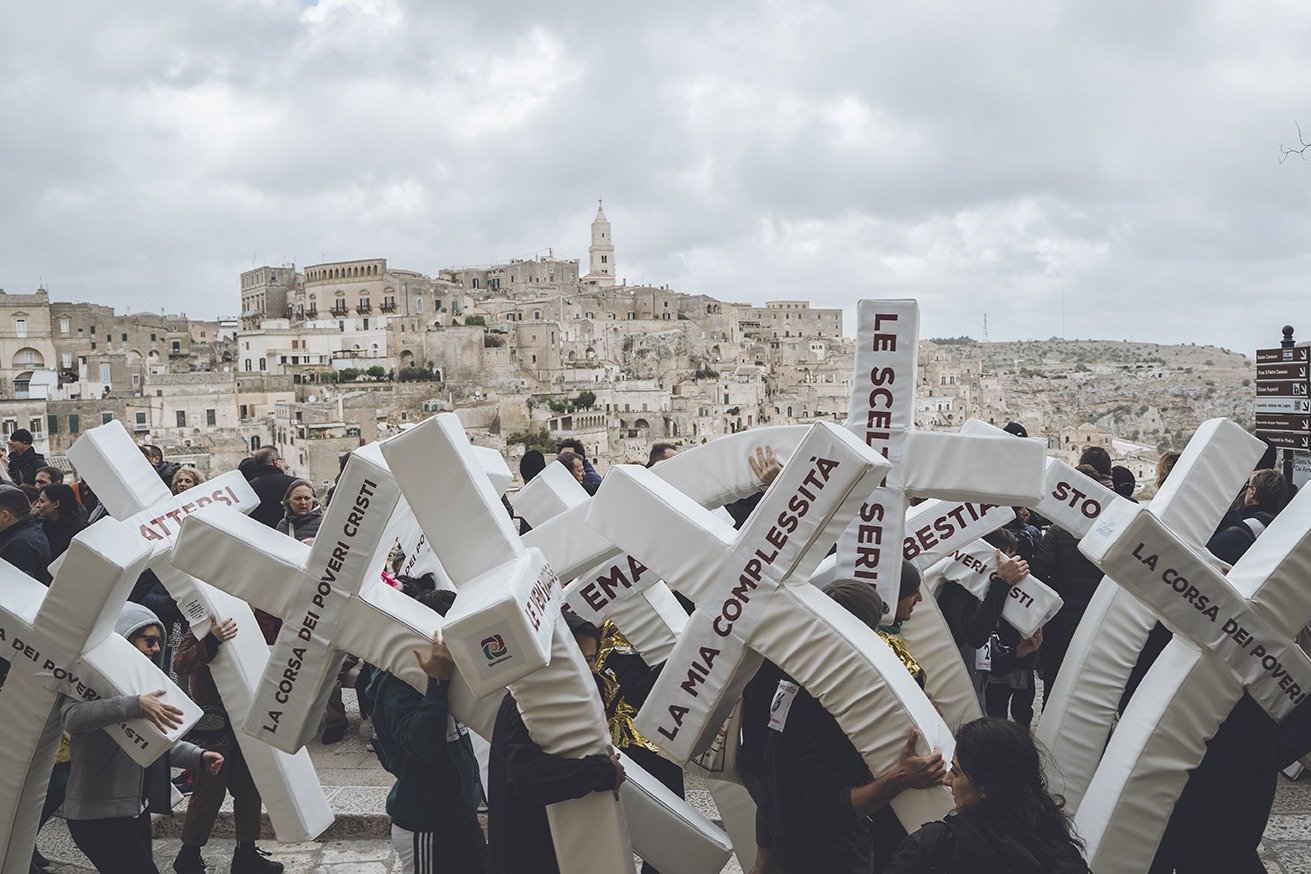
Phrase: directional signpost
[{"left": 1255, "top": 339, "right": 1310, "bottom": 452}]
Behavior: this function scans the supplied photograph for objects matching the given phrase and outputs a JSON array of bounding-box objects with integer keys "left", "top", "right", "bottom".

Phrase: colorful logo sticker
[{"left": 481, "top": 635, "right": 508, "bottom": 662}]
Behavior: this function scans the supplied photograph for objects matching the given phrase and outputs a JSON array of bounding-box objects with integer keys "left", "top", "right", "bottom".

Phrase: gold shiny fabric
[
  {"left": 878, "top": 629, "right": 927, "bottom": 688},
  {"left": 597, "top": 622, "right": 661, "bottom": 753}
]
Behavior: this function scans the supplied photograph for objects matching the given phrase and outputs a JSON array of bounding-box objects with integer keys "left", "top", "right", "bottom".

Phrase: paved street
[{"left": 24, "top": 692, "right": 1308, "bottom": 872}]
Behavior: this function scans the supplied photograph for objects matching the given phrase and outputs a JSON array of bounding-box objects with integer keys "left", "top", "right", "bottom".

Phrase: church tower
[{"left": 583, "top": 201, "right": 616, "bottom": 287}]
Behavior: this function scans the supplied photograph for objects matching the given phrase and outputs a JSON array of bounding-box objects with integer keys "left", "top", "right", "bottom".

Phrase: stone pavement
[{"left": 24, "top": 697, "right": 1310, "bottom": 872}]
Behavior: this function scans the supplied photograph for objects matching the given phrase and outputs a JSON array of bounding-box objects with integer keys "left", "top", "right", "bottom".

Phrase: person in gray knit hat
[{"left": 59, "top": 603, "right": 224, "bottom": 874}]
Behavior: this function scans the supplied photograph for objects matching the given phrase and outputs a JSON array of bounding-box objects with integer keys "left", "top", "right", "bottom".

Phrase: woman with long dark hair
[
  {"left": 884, "top": 717, "right": 1088, "bottom": 873},
  {"left": 35, "top": 482, "right": 87, "bottom": 560}
]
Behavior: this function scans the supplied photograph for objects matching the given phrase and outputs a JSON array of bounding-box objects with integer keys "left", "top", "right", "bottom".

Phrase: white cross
[
  {"left": 171, "top": 443, "right": 446, "bottom": 752},
  {"left": 65, "top": 421, "right": 335, "bottom": 841},
  {"left": 925, "top": 539, "right": 1063, "bottom": 634},
  {"left": 1071, "top": 481, "right": 1311, "bottom": 872},
  {"left": 836, "top": 301, "right": 1047, "bottom": 612},
  {"left": 518, "top": 466, "right": 745, "bottom": 873},
  {"left": 380, "top": 414, "right": 636, "bottom": 873},
  {"left": 0, "top": 519, "right": 201, "bottom": 874},
  {"left": 588, "top": 421, "right": 958, "bottom": 832},
  {"left": 1027, "top": 418, "right": 1262, "bottom": 810}
]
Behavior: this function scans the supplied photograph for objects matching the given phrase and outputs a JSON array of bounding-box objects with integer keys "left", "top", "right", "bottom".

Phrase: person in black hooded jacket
[
  {"left": 885, "top": 717, "right": 1088, "bottom": 874},
  {"left": 1031, "top": 464, "right": 1110, "bottom": 689}
]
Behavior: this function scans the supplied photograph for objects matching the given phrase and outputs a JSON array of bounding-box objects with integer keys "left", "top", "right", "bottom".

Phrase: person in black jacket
[
  {"left": 35, "top": 482, "right": 87, "bottom": 560},
  {"left": 769, "top": 580, "right": 946, "bottom": 874},
  {"left": 3, "top": 428, "right": 46, "bottom": 485},
  {"left": 936, "top": 530, "right": 1029, "bottom": 708},
  {"left": 245, "top": 448, "right": 297, "bottom": 528},
  {"left": 1031, "top": 464, "right": 1110, "bottom": 689},
  {"left": 1206, "top": 469, "right": 1290, "bottom": 567},
  {"left": 370, "top": 589, "right": 485, "bottom": 874},
  {"left": 486, "top": 613, "right": 625, "bottom": 874},
  {"left": 140, "top": 445, "right": 180, "bottom": 488},
  {"left": 0, "top": 484, "right": 51, "bottom": 583},
  {"left": 884, "top": 717, "right": 1088, "bottom": 874}
]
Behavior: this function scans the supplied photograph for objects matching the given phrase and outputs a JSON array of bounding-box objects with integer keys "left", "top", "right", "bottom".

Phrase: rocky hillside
[{"left": 972, "top": 339, "right": 1255, "bottom": 449}]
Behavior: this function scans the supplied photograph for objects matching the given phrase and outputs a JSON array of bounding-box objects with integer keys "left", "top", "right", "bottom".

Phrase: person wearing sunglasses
[{"left": 59, "top": 602, "right": 226, "bottom": 874}]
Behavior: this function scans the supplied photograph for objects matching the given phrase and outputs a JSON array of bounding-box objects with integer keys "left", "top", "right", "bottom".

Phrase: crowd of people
[{"left": 0, "top": 427, "right": 1307, "bottom": 874}]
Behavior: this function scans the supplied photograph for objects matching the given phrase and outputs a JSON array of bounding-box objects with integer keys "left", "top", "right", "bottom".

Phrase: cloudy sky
[{"left": 3, "top": 0, "right": 1310, "bottom": 354}]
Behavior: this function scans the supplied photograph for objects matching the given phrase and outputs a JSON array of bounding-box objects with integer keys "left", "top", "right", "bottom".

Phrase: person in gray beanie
[{"left": 59, "top": 602, "right": 225, "bottom": 874}]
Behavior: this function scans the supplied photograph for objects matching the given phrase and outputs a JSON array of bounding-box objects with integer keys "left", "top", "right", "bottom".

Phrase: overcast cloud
[{"left": 3, "top": 0, "right": 1310, "bottom": 353}]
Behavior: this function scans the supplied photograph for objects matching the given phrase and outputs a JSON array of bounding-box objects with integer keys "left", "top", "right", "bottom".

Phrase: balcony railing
[
  {"left": 330, "top": 305, "right": 349, "bottom": 317},
  {"left": 355, "top": 302, "right": 372, "bottom": 314},
  {"left": 379, "top": 301, "right": 396, "bottom": 313}
]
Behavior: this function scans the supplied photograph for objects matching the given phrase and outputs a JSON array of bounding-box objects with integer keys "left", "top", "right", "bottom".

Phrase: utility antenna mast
[{"left": 982, "top": 313, "right": 989, "bottom": 343}]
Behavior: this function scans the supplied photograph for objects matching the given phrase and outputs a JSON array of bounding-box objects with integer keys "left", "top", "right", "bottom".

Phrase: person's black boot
[
  {"left": 231, "top": 842, "right": 283, "bottom": 874},
  {"left": 173, "top": 844, "right": 207, "bottom": 874}
]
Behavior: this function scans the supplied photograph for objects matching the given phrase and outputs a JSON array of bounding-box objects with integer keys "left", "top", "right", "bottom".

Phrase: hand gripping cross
[
  {"left": 588, "top": 421, "right": 957, "bottom": 831},
  {"left": 66, "top": 421, "right": 333, "bottom": 841},
  {"left": 0, "top": 520, "right": 200, "bottom": 874}
]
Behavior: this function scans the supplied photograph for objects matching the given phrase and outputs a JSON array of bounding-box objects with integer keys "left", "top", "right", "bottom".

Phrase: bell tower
[{"left": 584, "top": 200, "right": 616, "bottom": 287}]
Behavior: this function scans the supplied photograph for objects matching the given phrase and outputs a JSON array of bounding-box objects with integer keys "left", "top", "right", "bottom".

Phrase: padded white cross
[
  {"left": 518, "top": 433, "right": 823, "bottom": 871},
  {"left": 171, "top": 443, "right": 418, "bottom": 752},
  {"left": 836, "top": 301, "right": 1047, "bottom": 612},
  {"left": 1020, "top": 418, "right": 1262, "bottom": 810},
  {"left": 66, "top": 422, "right": 334, "bottom": 841},
  {"left": 380, "top": 414, "right": 636, "bottom": 873},
  {"left": 0, "top": 520, "right": 201, "bottom": 874},
  {"left": 589, "top": 421, "right": 958, "bottom": 831},
  {"left": 515, "top": 463, "right": 739, "bottom": 872},
  {"left": 1070, "top": 480, "right": 1311, "bottom": 872}
]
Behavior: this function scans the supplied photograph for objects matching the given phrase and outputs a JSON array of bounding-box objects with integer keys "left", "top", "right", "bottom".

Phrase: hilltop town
[{"left": 0, "top": 206, "right": 1258, "bottom": 493}]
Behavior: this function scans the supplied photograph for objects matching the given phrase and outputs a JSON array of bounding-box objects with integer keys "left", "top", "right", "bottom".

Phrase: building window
[
  {"left": 151, "top": 333, "right": 157, "bottom": 341},
  {"left": 61, "top": 353, "right": 72, "bottom": 369},
  {"left": 100, "top": 364, "right": 111, "bottom": 382},
  {"left": 172, "top": 341, "right": 180, "bottom": 353},
  {"left": 175, "top": 410, "right": 186, "bottom": 428},
  {"left": 122, "top": 333, "right": 127, "bottom": 341},
  {"left": 206, "top": 409, "right": 216, "bottom": 427},
  {"left": 245, "top": 359, "right": 252, "bottom": 372},
  {"left": 59, "top": 319, "right": 69, "bottom": 333},
  {"left": 416, "top": 298, "right": 423, "bottom": 312},
  {"left": 15, "top": 318, "right": 26, "bottom": 338},
  {"left": 68, "top": 414, "right": 79, "bottom": 434},
  {"left": 47, "top": 414, "right": 58, "bottom": 436},
  {"left": 258, "top": 358, "right": 266, "bottom": 370},
  {"left": 102, "top": 413, "right": 113, "bottom": 425},
  {"left": 131, "top": 373, "right": 140, "bottom": 386}
]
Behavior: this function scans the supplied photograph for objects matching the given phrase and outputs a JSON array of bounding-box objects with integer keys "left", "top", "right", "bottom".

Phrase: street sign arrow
[
  {"left": 1257, "top": 363, "right": 1309, "bottom": 381},
  {"left": 1256, "top": 381, "right": 1310, "bottom": 397},
  {"left": 1254, "top": 397, "right": 1311, "bottom": 415},
  {"left": 1259, "top": 432, "right": 1311, "bottom": 451},
  {"left": 1258, "top": 347, "right": 1310, "bottom": 364},
  {"left": 1255, "top": 414, "right": 1311, "bottom": 433}
]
